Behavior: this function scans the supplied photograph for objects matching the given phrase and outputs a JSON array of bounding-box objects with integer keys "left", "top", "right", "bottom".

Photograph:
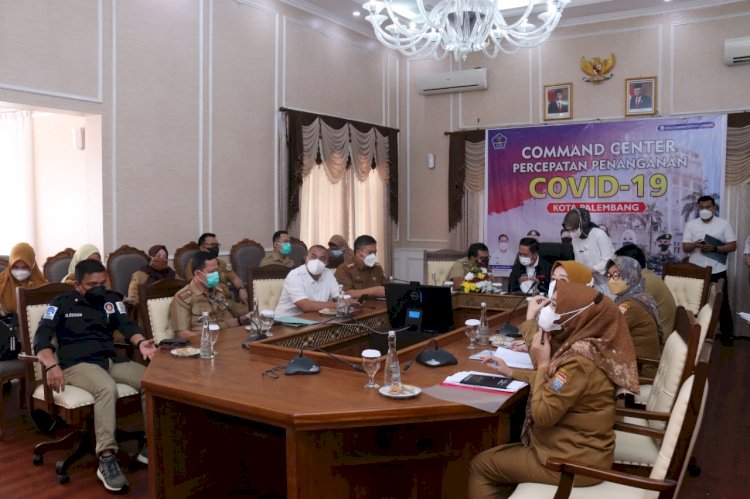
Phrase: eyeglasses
[{"left": 607, "top": 273, "right": 623, "bottom": 281}]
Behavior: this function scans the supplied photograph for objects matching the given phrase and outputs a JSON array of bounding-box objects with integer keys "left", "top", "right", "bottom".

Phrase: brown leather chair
[
  {"left": 423, "top": 249, "right": 464, "bottom": 285},
  {"left": 42, "top": 248, "right": 75, "bottom": 283},
  {"left": 248, "top": 265, "right": 292, "bottom": 312},
  {"left": 173, "top": 242, "right": 200, "bottom": 279},
  {"left": 16, "top": 283, "right": 144, "bottom": 484},
  {"left": 106, "top": 245, "right": 149, "bottom": 298},
  {"left": 136, "top": 278, "right": 189, "bottom": 344},
  {"left": 288, "top": 237, "right": 307, "bottom": 268},
  {"left": 230, "top": 239, "right": 265, "bottom": 284}
]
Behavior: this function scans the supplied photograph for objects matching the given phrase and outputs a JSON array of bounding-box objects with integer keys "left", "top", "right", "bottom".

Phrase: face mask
[
  {"left": 84, "top": 286, "right": 108, "bottom": 308},
  {"left": 561, "top": 237, "right": 572, "bottom": 245},
  {"left": 330, "top": 249, "right": 343, "bottom": 257},
  {"left": 538, "top": 302, "right": 594, "bottom": 332},
  {"left": 498, "top": 242, "right": 509, "bottom": 252},
  {"left": 206, "top": 245, "right": 220, "bottom": 259},
  {"left": 477, "top": 257, "right": 489, "bottom": 268},
  {"left": 306, "top": 258, "right": 325, "bottom": 276},
  {"left": 203, "top": 271, "right": 220, "bottom": 288},
  {"left": 150, "top": 256, "right": 169, "bottom": 271},
  {"left": 519, "top": 256, "right": 533, "bottom": 266},
  {"left": 363, "top": 253, "right": 377, "bottom": 268},
  {"left": 11, "top": 268, "right": 31, "bottom": 281},
  {"left": 547, "top": 279, "right": 556, "bottom": 299},
  {"left": 659, "top": 244, "right": 670, "bottom": 252},
  {"left": 699, "top": 209, "right": 713, "bottom": 221},
  {"left": 608, "top": 279, "right": 629, "bottom": 296},
  {"left": 280, "top": 242, "right": 292, "bottom": 256}
]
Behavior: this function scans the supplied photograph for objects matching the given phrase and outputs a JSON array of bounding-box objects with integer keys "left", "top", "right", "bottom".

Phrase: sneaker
[
  {"left": 137, "top": 443, "right": 148, "bottom": 465},
  {"left": 97, "top": 453, "right": 129, "bottom": 492}
]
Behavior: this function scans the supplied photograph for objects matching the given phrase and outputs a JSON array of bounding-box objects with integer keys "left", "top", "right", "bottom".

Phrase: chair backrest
[
  {"left": 137, "top": 278, "right": 189, "bottom": 344},
  {"left": 645, "top": 307, "right": 700, "bottom": 430},
  {"left": 423, "top": 249, "right": 464, "bottom": 285},
  {"left": 289, "top": 237, "right": 307, "bottom": 268},
  {"left": 662, "top": 262, "right": 711, "bottom": 315},
  {"left": 42, "top": 248, "right": 76, "bottom": 283},
  {"left": 249, "top": 265, "right": 292, "bottom": 312},
  {"left": 106, "top": 245, "right": 149, "bottom": 297},
  {"left": 538, "top": 242, "right": 575, "bottom": 268},
  {"left": 230, "top": 239, "right": 265, "bottom": 283},
  {"left": 16, "top": 283, "right": 75, "bottom": 386},
  {"left": 648, "top": 339, "right": 711, "bottom": 496},
  {"left": 174, "top": 242, "right": 200, "bottom": 279}
]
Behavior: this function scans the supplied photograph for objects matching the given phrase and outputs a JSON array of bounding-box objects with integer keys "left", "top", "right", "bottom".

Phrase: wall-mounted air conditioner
[
  {"left": 415, "top": 68, "right": 488, "bottom": 95},
  {"left": 724, "top": 36, "right": 750, "bottom": 65}
]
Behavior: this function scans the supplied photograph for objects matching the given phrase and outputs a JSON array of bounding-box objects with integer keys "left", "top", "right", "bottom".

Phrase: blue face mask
[
  {"left": 330, "top": 249, "right": 343, "bottom": 257},
  {"left": 203, "top": 271, "right": 220, "bottom": 288},
  {"left": 280, "top": 242, "right": 292, "bottom": 256}
]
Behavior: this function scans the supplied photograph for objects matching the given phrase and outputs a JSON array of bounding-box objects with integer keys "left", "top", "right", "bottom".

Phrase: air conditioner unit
[
  {"left": 415, "top": 68, "right": 488, "bottom": 95},
  {"left": 724, "top": 36, "right": 750, "bottom": 65}
]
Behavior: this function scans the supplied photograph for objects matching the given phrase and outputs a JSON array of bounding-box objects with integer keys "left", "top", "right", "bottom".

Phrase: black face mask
[
  {"left": 659, "top": 244, "right": 670, "bottom": 252},
  {"left": 84, "top": 286, "right": 108, "bottom": 308},
  {"left": 206, "top": 246, "right": 220, "bottom": 259},
  {"left": 561, "top": 237, "right": 573, "bottom": 245},
  {"left": 477, "top": 258, "right": 489, "bottom": 267}
]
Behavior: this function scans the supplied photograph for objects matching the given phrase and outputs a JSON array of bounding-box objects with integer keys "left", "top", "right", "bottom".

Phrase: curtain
[
  {"left": 0, "top": 110, "right": 35, "bottom": 253},
  {"left": 726, "top": 125, "right": 750, "bottom": 185},
  {"left": 448, "top": 130, "right": 485, "bottom": 250}
]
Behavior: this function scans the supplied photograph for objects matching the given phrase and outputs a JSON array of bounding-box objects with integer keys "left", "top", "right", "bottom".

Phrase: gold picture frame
[
  {"left": 625, "top": 77, "right": 657, "bottom": 116},
  {"left": 543, "top": 83, "right": 572, "bottom": 121}
]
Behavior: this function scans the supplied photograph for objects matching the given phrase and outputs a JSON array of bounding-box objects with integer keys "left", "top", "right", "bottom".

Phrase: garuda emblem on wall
[{"left": 580, "top": 54, "right": 616, "bottom": 82}]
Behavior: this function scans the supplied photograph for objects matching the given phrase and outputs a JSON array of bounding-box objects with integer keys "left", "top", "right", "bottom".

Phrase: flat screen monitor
[{"left": 384, "top": 282, "right": 454, "bottom": 334}]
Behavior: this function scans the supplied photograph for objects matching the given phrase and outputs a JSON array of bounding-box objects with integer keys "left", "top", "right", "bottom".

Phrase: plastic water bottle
[
  {"left": 477, "top": 302, "right": 490, "bottom": 346},
  {"left": 336, "top": 284, "right": 348, "bottom": 318},
  {"left": 199, "top": 311, "right": 212, "bottom": 359},
  {"left": 383, "top": 331, "right": 402, "bottom": 388}
]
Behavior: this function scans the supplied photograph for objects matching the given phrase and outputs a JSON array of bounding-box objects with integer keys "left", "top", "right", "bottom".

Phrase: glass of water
[
  {"left": 209, "top": 323, "right": 220, "bottom": 356},
  {"left": 465, "top": 319, "right": 480, "bottom": 350},
  {"left": 259, "top": 309, "right": 275, "bottom": 337},
  {"left": 361, "top": 349, "right": 382, "bottom": 389}
]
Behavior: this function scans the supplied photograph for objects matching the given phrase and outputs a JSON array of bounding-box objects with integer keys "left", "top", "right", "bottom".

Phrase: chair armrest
[
  {"left": 639, "top": 376, "right": 654, "bottom": 384},
  {"left": 18, "top": 352, "right": 39, "bottom": 363},
  {"left": 616, "top": 407, "right": 671, "bottom": 421},
  {"left": 622, "top": 394, "right": 646, "bottom": 409},
  {"left": 545, "top": 457, "right": 677, "bottom": 499},
  {"left": 637, "top": 357, "right": 660, "bottom": 368},
  {"left": 614, "top": 421, "right": 665, "bottom": 439}
]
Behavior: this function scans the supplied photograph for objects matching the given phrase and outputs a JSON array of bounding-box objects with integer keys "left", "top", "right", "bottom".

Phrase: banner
[{"left": 485, "top": 115, "right": 727, "bottom": 276}]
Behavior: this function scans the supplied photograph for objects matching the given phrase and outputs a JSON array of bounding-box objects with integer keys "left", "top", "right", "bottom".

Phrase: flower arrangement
[{"left": 461, "top": 263, "right": 494, "bottom": 293}]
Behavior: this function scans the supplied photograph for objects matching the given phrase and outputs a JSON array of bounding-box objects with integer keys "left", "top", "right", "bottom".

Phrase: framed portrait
[
  {"left": 543, "top": 83, "right": 572, "bottom": 121},
  {"left": 625, "top": 77, "right": 657, "bottom": 116}
]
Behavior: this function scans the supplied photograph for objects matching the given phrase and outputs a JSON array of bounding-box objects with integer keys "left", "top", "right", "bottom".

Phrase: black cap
[{"left": 657, "top": 233, "right": 672, "bottom": 241}]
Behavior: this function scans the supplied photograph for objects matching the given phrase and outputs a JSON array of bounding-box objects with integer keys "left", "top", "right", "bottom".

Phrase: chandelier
[{"left": 363, "top": 0, "right": 571, "bottom": 61}]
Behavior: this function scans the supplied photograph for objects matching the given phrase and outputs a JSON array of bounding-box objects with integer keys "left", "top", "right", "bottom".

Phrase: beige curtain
[
  {"left": 449, "top": 139, "right": 485, "bottom": 250},
  {"left": 726, "top": 125, "right": 750, "bottom": 185},
  {"left": 726, "top": 124, "right": 750, "bottom": 338}
]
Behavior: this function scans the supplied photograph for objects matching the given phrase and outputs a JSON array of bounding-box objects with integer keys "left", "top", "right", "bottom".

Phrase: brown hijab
[
  {"left": 139, "top": 245, "right": 176, "bottom": 283},
  {"left": 0, "top": 242, "right": 48, "bottom": 314},
  {"left": 328, "top": 235, "right": 354, "bottom": 263}
]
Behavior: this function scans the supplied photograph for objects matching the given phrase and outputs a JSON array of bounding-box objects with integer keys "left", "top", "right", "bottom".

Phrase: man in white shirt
[
  {"left": 682, "top": 195, "right": 737, "bottom": 344},
  {"left": 274, "top": 245, "right": 340, "bottom": 317}
]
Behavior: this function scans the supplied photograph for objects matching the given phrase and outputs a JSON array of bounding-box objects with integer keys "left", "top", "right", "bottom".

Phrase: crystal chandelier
[{"left": 363, "top": 0, "right": 571, "bottom": 61}]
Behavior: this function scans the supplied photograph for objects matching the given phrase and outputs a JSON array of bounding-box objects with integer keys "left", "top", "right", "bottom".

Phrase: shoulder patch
[
  {"left": 618, "top": 303, "right": 630, "bottom": 314},
  {"left": 43, "top": 306, "right": 58, "bottom": 320},
  {"left": 346, "top": 263, "right": 355, "bottom": 269},
  {"left": 116, "top": 301, "right": 128, "bottom": 314},
  {"left": 177, "top": 289, "right": 193, "bottom": 302},
  {"left": 550, "top": 367, "right": 571, "bottom": 393},
  {"left": 104, "top": 302, "right": 115, "bottom": 315}
]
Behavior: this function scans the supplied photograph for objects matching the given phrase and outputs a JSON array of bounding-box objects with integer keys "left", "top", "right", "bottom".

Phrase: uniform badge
[
  {"left": 104, "top": 302, "right": 115, "bottom": 315},
  {"left": 116, "top": 301, "right": 127, "bottom": 314},
  {"left": 618, "top": 303, "right": 630, "bottom": 315},
  {"left": 550, "top": 368, "right": 571, "bottom": 393},
  {"left": 43, "top": 306, "right": 58, "bottom": 320},
  {"left": 178, "top": 289, "right": 193, "bottom": 302}
]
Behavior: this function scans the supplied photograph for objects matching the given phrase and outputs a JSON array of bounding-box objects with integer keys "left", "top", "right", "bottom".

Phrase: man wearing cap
[{"left": 647, "top": 233, "right": 679, "bottom": 277}]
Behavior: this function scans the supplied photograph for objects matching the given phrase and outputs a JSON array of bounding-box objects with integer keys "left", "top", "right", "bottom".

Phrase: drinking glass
[
  {"left": 361, "top": 349, "right": 382, "bottom": 389},
  {"left": 259, "top": 309, "right": 275, "bottom": 337},
  {"left": 209, "top": 323, "right": 220, "bottom": 356},
  {"left": 465, "top": 319, "right": 480, "bottom": 350}
]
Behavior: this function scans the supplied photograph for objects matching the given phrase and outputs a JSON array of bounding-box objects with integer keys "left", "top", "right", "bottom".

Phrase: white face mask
[
  {"left": 305, "top": 258, "right": 325, "bottom": 276},
  {"left": 11, "top": 268, "right": 32, "bottom": 281},
  {"left": 699, "top": 209, "right": 713, "bottom": 221},
  {"left": 363, "top": 253, "right": 377, "bottom": 268},
  {"left": 537, "top": 302, "right": 594, "bottom": 332},
  {"left": 498, "top": 242, "right": 509, "bottom": 252},
  {"left": 519, "top": 256, "right": 533, "bottom": 267},
  {"left": 547, "top": 279, "right": 556, "bottom": 299}
]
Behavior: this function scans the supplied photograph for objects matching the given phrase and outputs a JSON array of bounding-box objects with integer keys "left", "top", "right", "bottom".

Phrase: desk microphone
[
  {"left": 285, "top": 343, "right": 321, "bottom": 375},
  {"left": 403, "top": 338, "right": 457, "bottom": 370},
  {"left": 499, "top": 295, "right": 526, "bottom": 337},
  {"left": 389, "top": 276, "right": 419, "bottom": 285},
  {"left": 312, "top": 347, "right": 364, "bottom": 372}
]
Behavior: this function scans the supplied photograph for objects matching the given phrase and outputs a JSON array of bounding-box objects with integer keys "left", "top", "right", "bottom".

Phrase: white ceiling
[{"left": 284, "top": 0, "right": 743, "bottom": 39}]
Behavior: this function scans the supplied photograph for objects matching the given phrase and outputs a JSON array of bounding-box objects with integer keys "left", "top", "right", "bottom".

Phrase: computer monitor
[{"left": 384, "top": 282, "right": 454, "bottom": 334}]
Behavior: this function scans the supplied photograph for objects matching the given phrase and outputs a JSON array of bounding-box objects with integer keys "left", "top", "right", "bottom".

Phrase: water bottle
[
  {"left": 477, "top": 302, "right": 490, "bottom": 346},
  {"left": 383, "top": 331, "right": 402, "bottom": 388},
  {"left": 336, "top": 284, "right": 348, "bottom": 318},
  {"left": 199, "top": 311, "right": 212, "bottom": 359}
]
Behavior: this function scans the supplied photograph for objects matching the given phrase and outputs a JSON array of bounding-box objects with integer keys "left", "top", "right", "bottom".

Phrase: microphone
[
  {"left": 499, "top": 295, "right": 525, "bottom": 337},
  {"left": 403, "top": 338, "right": 457, "bottom": 370},
  {"left": 389, "top": 276, "right": 419, "bottom": 285},
  {"left": 311, "top": 346, "right": 364, "bottom": 372},
  {"left": 285, "top": 343, "right": 321, "bottom": 375}
]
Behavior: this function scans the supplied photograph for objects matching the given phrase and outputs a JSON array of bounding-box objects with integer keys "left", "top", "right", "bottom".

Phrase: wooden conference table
[{"left": 142, "top": 294, "right": 528, "bottom": 498}]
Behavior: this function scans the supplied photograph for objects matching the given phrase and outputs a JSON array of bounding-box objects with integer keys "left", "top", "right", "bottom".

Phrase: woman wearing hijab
[
  {"left": 606, "top": 256, "right": 663, "bottom": 377},
  {"left": 0, "top": 242, "right": 48, "bottom": 314},
  {"left": 549, "top": 260, "right": 593, "bottom": 286},
  {"left": 61, "top": 244, "right": 102, "bottom": 283},
  {"left": 469, "top": 281, "right": 639, "bottom": 498},
  {"left": 327, "top": 235, "right": 354, "bottom": 267},
  {"left": 127, "top": 245, "right": 176, "bottom": 303},
  {"left": 561, "top": 208, "right": 614, "bottom": 275}
]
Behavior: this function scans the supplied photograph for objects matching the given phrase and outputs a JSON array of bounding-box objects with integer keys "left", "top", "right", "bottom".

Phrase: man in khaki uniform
[
  {"left": 259, "top": 230, "right": 295, "bottom": 268},
  {"left": 171, "top": 252, "right": 254, "bottom": 336},
  {"left": 334, "top": 235, "right": 387, "bottom": 298},
  {"left": 447, "top": 243, "right": 490, "bottom": 290},
  {"left": 186, "top": 233, "right": 249, "bottom": 313}
]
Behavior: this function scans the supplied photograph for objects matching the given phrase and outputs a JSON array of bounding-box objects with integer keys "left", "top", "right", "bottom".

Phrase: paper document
[
  {"left": 442, "top": 371, "right": 527, "bottom": 394},
  {"left": 493, "top": 347, "right": 534, "bottom": 369}
]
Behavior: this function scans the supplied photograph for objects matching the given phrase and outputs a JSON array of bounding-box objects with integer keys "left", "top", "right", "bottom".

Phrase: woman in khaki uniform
[
  {"left": 126, "top": 245, "right": 176, "bottom": 303},
  {"left": 468, "top": 282, "right": 639, "bottom": 498},
  {"left": 606, "top": 256, "right": 663, "bottom": 377}
]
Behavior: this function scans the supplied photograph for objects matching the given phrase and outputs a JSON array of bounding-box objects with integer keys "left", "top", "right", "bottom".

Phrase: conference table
[{"left": 142, "top": 293, "right": 528, "bottom": 498}]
